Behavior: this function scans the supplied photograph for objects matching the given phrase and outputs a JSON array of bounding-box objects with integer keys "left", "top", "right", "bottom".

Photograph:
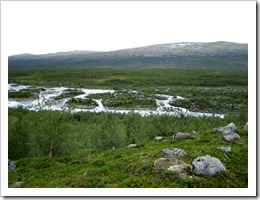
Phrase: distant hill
[{"left": 8, "top": 42, "right": 248, "bottom": 70}]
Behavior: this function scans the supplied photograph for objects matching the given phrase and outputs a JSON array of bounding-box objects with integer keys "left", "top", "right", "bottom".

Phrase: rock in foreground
[
  {"left": 190, "top": 155, "right": 226, "bottom": 176},
  {"left": 154, "top": 158, "right": 189, "bottom": 176}
]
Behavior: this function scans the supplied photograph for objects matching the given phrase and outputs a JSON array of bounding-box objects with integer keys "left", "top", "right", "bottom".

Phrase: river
[{"left": 8, "top": 84, "right": 224, "bottom": 118}]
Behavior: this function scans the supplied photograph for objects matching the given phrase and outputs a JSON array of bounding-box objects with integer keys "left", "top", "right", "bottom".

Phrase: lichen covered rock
[
  {"left": 154, "top": 157, "right": 189, "bottom": 175},
  {"left": 160, "top": 148, "right": 188, "bottom": 157},
  {"left": 190, "top": 155, "right": 226, "bottom": 176}
]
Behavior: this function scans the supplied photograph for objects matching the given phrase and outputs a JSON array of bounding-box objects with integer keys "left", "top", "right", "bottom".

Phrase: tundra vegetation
[{"left": 8, "top": 68, "right": 248, "bottom": 188}]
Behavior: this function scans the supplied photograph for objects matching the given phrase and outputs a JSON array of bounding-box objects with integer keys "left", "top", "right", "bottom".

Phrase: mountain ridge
[{"left": 8, "top": 41, "right": 248, "bottom": 70}]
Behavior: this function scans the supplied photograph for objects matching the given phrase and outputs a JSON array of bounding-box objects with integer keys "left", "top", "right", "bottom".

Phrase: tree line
[{"left": 8, "top": 107, "right": 247, "bottom": 160}]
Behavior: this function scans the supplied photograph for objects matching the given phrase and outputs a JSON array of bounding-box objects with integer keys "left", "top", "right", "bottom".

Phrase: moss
[{"left": 8, "top": 127, "right": 248, "bottom": 188}]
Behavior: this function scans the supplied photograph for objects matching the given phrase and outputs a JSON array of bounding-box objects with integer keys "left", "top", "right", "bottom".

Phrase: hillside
[
  {"left": 8, "top": 42, "right": 248, "bottom": 70},
  {"left": 8, "top": 118, "right": 248, "bottom": 188}
]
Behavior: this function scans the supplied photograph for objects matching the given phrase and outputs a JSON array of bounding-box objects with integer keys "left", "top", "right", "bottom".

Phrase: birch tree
[{"left": 34, "top": 111, "right": 74, "bottom": 157}]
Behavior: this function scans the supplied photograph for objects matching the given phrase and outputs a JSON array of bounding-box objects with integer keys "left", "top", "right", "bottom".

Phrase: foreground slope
[
  {"left": 8, "top": 42, "right": 248, "bottom": 70},
  {"left": 9, "top": 126, "right": 248, "bottom": 188}
]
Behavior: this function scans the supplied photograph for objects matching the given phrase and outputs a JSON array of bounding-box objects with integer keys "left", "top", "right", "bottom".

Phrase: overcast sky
[{"left": 1, "top": 1, "right": 255, "bottom": 55}]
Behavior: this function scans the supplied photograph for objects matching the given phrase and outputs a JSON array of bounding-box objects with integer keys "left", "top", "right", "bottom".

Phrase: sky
[{"left": 1, "top": 1, "right": 255, "bottom": 55}]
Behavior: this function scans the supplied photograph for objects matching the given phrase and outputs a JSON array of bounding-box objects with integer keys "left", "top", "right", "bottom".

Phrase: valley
[
  {"left": 7, "top": 67, "right": 248, "bottom": 188},
  {"left": 7, "top": 40, "right": 248, "bottom": 188}
]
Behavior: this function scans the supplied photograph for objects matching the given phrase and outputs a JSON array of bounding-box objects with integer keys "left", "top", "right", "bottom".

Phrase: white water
[
  {"left": 74, "top": 88, "right": 115, "bottom": 99},
  {"left": 8, "top": 84, "right": 224, "bottom": 118},
  {"left": 94, "top": 99, "right": 107, "bottom": 112},
  {"left": 8, "top": 84, "right": 29, "bottom": 92}
]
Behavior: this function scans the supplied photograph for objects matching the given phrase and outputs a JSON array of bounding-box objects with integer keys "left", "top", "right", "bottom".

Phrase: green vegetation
[
  {"left": 8, "top": 107, "right": 248, "bottom": 188},
  {"left": 88, "top": 90, "right": 157, "bottom": 109},
  {"left": 8, "top": 68, "right": 247, "bottom": 114},
  {"left": 54, "top": 89, "right": 84, "bottom": 100},
  {"left": 8, "top": 107, "right": 248, "bottom": 158},
  {"left": 8, "top": 88, "right": 41, "bottom": 99},
  {"left": 168, "top": 87, "right": 248, "bottom": 114},
  {"left": 67, "top": 98, "right": 98, "bottom": 107},
  {"left": 8, "top": 68, "right": 247, "bottom": 89},
  {"left": 8, "top": 67, "right": 248, "bottom": 188}
]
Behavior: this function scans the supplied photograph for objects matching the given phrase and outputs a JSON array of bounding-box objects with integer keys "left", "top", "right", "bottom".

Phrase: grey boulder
[
  {"left": 222, "top": 122, "right": 237, "bottom": 132},
  {"left": 160, "top": 148, "right": 188, "bottom": 157},
  {"left": 217, "top": 146, "right": 232, "bottom": 152},
  {"left": 190, "top": 155, "right": 226, "bottom": 176},
  {"left": 214, "top": 122, "right": 237, "bottom": 133},
  {"left": 173, "top": 132, "right": 191, "bottom": 140},
  {"left": 8, "top": 159, "right": 16, "bottom": 170},
  {"left": 222, "top": 130, "right": 240, "bottom": 141},
  {"left": 213, "top": 123, "right": 241, "bottom": 142}
]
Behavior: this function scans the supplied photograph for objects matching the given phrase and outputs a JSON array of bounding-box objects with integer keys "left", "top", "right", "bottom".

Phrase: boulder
[
  {"left": 154, "top": 158, "right": 189, "bottom": 174},
  {"left": 222, "top": 130, "right": 240, "bottom": 142},
  {"left": 213, "top": 123, "right": 240, "bottom": 142},
  {"left": 217, "top": 146, "right": 232, "bottom": 152},
  {"left": 10, "top": 181, "right": 24, "bottom": 188},
  {"left": 214, "top": 122, "right": 237, "bottom": 133},
  {"left": 190, "top": 155, "right": 226, "bottom": 176},
  {"left": 173, "top": 132, "right": 191, "bottom": 140},
  {"left": 154, "top": 136, "right": 164, "bottom": 141},
  {"left": 222, "top": 122, "right": 237, "bottom": 132},
  {"left": 244, "top": 122, "right": 248, "bottom": 131},
  {"left": 189, "top": 131, "right": 197, "bottom": 135},
  {"left": 8, "top": 159, "right": 16, "bottom": 170},
  {"left": 128, "top": 144, "right": 137, "bottom": 148},
  {"left": 160, "top": 148, "right": 188, "bottom": 157}
]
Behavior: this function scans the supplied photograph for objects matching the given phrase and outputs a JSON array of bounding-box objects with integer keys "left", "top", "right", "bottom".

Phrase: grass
[{"left": 8, "top": 127, "right": 248, "bottom": 188}]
